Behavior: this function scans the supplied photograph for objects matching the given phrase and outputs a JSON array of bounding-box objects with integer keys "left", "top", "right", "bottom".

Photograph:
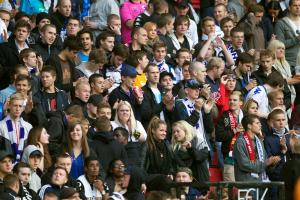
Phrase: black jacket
[
  {"left": 32, "top": 38, "right": 60, "bottom": 62},
  {"left": 106, "top": 166, "right": 145, "bottom": 200},
  {"left": 280, "top": 154, "right": 300, "bottom": 200},
  {"left": 0, "top": 38, "right": 26, "bottom": 89},
  {"left": 174, "top": 137, "right": 209, "bottom": 182},
  {"left": 89, "top": 131, "right": 128, "bottom": 174},
  {"left": 108, "top": 86, "right": 141, "bottom": 120},
  {"left": 215, "top": 111, "right": 235, "bottom": 158},
  {"left": 51, "top": 11, "right": 69, "bottom": 35},
  {"left": 34, "top": 88, "right": 70, "bottom": 115},
  {"left": 141, "top": 140, "right": 177, "bottom": 176},
  {"left": 68, "top": 97, "right": 88, "bottom": 117},
  {"left": 141, "top": 83, "right": 174, "bottom": 138},
  {"left": 0, "top": 188, "right": 19, "bottom": 200},
  {"left": 19, "top": 184, "right": 40, "bottom": 200},
  {"left": 42, "top": 111, "right": 67, "bottom": 158}
]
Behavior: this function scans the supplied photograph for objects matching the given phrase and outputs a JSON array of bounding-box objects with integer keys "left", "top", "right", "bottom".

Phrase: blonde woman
[
  {"left": 268, "top": 40, "right": 299, "bottom": 106},
  {"left": 143, "top": 22, "right": 159, "bottom": 49},
  {"left": 172, "top": 120, "right": 209, "bottom": 183},
  {"left": 111, "top": 101, "right": 146, "bottom": 142}
]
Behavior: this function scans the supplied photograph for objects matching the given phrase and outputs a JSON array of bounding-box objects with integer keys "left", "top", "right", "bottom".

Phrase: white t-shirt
[{"left": 246, "top": 85, "right": 269, "bottom": 115}]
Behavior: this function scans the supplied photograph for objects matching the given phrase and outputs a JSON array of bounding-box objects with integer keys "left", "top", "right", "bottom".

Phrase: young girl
[
  {"left": 143, "top": 22, "right": 159, "bottom": 49},
  {"left": 142, "top": 117, "right": 176, "bottom": 174},
  {"left": 111, "top": 101, "right": 147, "bottom": 143},
  {"left": 27, "top": 126, "right": 52, "bottom": 171},
  {"left": 172, "top": 120, "right": 209, "bottom": 183},
  {"left": 64, "top": 120, "right": 90, "bottom": 179}
]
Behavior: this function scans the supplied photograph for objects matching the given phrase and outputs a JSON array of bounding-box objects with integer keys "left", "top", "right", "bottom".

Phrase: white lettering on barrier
[{"left": 237, "top": 188, "right": 269, "bottom": 200}]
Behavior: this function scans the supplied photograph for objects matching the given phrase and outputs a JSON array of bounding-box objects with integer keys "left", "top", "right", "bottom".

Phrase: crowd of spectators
[{"left": 0, "top": 0, "right": 300, "bottom": 199}]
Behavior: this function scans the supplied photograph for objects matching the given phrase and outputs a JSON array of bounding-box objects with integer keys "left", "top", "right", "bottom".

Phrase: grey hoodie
[{"left": 21, "top": 145, "right": 42, "bottom": 192}]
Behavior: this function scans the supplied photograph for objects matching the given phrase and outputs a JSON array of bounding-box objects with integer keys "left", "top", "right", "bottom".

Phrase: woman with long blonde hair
[
  {"left": 172, "top": 120, "right": 209, "bottom": 182},
  {"left": 268, "top": 40, "right": 298, "bottom": 106},
  {"left": 111, "top": 101, "right": 146, "bottom": 142}
]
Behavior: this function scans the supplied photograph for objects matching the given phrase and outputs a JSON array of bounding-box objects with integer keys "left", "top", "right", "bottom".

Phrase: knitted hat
[{"left": 36, "top": 12, "right": 51, "bottom": 25}]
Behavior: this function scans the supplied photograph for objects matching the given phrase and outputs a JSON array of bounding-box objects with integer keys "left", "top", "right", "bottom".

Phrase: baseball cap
[
  {"left": 121, "top": 64, "right": 137, "bottom": 77},
  {"left": 159, "top": 71, "right": 174, "bottom": 82},
  {"left": 176, "top": 167, "right": 193, "bottom": 177},
  {"left": 184, "top": 79, "right": 202, "bottom": 89},
  {"left": 0, "top": 150, "right": 14, "bottom": 161},
  {"left": 30, "top": 150, "right": 43, "bottom": 157}
]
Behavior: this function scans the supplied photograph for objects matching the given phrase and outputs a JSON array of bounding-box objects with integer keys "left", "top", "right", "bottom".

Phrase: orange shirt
[{"left": 134, "top": 73, "right": 147, "bottom": 88}]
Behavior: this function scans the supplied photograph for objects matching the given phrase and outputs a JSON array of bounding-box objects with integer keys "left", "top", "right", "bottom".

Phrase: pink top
[{"left": 120, "top": 1, "right": 146, "bottom": 44}]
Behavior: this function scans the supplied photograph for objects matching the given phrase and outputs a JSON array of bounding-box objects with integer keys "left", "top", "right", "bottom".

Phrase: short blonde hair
[{"left": 9, "top": 92, "right": 25, "bottom": 103}]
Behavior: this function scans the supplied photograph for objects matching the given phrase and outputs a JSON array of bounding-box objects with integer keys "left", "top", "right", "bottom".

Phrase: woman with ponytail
[{"left": 141, "top": 116, "right": 177, "bottom": 191}]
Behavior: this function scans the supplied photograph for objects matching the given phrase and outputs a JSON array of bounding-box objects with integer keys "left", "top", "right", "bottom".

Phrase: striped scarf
[{"left": 5, "top": 116, "right": 26, "bottom": 161}]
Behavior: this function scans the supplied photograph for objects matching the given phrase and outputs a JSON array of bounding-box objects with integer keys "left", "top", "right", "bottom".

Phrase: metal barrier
[{"left": 168, "top": 181, "right": 285, "bottom": 200}]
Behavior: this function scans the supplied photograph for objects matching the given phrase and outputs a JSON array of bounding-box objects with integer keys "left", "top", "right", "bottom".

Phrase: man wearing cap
[
  {"left": 175, "top": 167, "right": 206, "bottom": 199},
  {"left": 141, "top": 64, "right": 174, "bottom": 134},
  {"left": 160, "top": 70, "right": 175, "bottom": 93},
  {"left": 21, "top": 145, "right": 43, "bottom": 192},
  {"left": 108, "top": 64, "right": 142, "bottom": 120},
  {"left": 0, "top": 93, "right": 32, "bottom": 162},
  {"left": 0, "top": 150, "right": 13, "bottom": 188},
  {"left": 175, "top": 79, "right": 214, "bottom": 156}
]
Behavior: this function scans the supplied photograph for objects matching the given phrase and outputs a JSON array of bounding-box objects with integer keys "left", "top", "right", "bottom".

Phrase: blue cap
[
  {"left": 121, "top": 64, "right": 137, "bottom": 77},
  {"left": 184, "top": 79, "right": 202, "bottom": 89}
]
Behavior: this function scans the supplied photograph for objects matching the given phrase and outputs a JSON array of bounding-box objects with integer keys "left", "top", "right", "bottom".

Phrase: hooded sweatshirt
[
  {"left": 21, "top": 145, "right": 42, "bottom": 192},
  {"left": 89, "top": 131, "right": 128, "bottom": 174}
]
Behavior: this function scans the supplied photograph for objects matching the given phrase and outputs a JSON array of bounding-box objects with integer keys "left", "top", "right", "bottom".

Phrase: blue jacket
[{"left": 264, "top": 129, "right": 291, "bottom": 181}]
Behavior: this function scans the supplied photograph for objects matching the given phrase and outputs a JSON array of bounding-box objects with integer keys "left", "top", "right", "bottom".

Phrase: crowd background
[{"left": 0, "top": 0, "right": 300, "bottom": 199}]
